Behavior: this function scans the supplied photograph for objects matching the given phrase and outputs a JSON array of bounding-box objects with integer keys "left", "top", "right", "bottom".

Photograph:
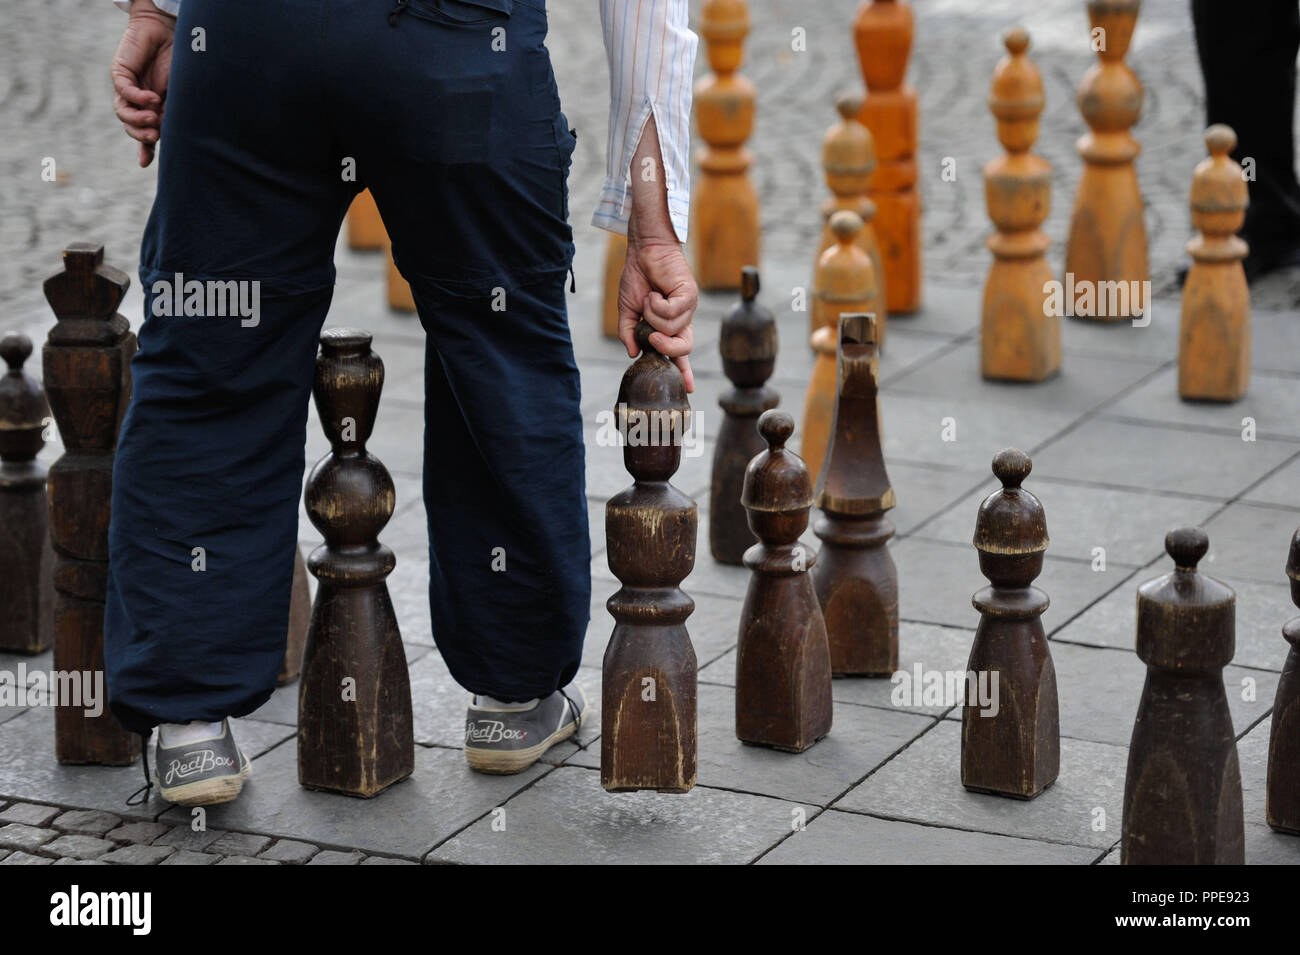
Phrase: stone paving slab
[
  {"left": 836, "top": 721, "right": 1126, "bottom": 850},
  {"left": 0, "top": 802, "right": 60, "bottom": 827},
  {"left": 583, "top": 581, "right": 744, "bottom": 673},
  {"left": 158, "top": 741, "right": 549, "bottom": 860},
  {"left": 1032, "top": 418, "right": 1298, "bottom": 500},
  {"left": 1234, "top": 718, "right": 1300, "bottom": 864},
  {"left": 565, "top": 682, "right": 933, "bottom": 807},
  {"left": 428, "top": 765, "right": 813, "bottom": 865},
  {"left": 758, "top": 809, "right": 1098, "bottom": 865},
  {"left": 1104, "top": 368, "right": 1300, "bottom": 441},
  {"left": 914, "top": 475, "right": 1221, "bottom": 568},
  {"left": 1, "top": 851, "right": 53, "bottom": 866},
  {"left": 1203, "top": 503, "right": 1300, "bottom": 586},
  {"left": 1243, "top": 456, "right": 1300, "bottom": 511},
  {"left": 891, "top": 537, "right": 1123, "bottom": 636}
]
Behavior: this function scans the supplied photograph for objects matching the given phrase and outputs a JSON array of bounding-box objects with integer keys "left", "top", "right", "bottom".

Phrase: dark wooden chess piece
[
  {"left": 1267, "top": 527, "right": 1300, "bottom": 835},
  {"left": 736, "top": 409, "right": 833, "bottom": 752},
  {"left": 602, "top": 320, "right": 698, "bottom": 793},
  {"left": 42, "top": 244, "right": 140, "bottom": 765},
  {"left": 812, "top": 313, "right": 897, "bottom": 677},
  {"left": 1122, "top": 526, "right": 1244, "bottom": 863},
  {"left": 299, "top": 328, "right": 414, "bottom": 797},
  {"left": 277, "top": 546, "right": 310, "bottom": 686},
  {"left": 0, "top": 332, "right": 55, "bottom": 654},
  {"left": 710, "top": 266, "right": 779, "bottom": 566},
  {"left": 961, "top": 448, "right": 1058, "bottom": 799}
]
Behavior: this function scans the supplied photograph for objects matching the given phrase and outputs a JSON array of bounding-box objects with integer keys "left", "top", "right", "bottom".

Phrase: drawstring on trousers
[{"left": 388, "top": 0, "right": 410, "bottom": 26}]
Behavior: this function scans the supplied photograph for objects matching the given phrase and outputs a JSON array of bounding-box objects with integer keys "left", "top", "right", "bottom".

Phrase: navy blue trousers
[{"left": 105, "top": 0, "right": 590, "bottom": 733}]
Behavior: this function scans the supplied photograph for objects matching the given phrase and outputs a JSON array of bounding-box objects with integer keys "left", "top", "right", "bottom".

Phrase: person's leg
[
  {"left": 106, "top": 0, "right": 353, "bottom": 736},
  {"left": 327, "top": 0, "right": 589, "bottom": 707},
  {"left": 1192, "top": 0, "right": 1300, "bottom": 273}
]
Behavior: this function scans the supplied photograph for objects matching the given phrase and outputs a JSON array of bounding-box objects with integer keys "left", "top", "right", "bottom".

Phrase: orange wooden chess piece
[
  {"left": 384, "top": 237, "right": 417, "bottom": 313},
  {"left": 346, "top": 190, "right": 385, "bottom": 251},
  {"left": 693, "top": 0, "right": 758, "bottom": 292},
  {"left": 601, "top": 232, "right": 628, "bottom": 338},
  {"left": 815, "top": 92, "right": 886, "bottom": 335},
  {"left": 802, "top": 211, "right": 879, "bottom": 486},
  {"left": 853, "top": 0, "right": 921, "bottom": 314},
  {"left": 1179, "top": 125, "right": 1250, "bottom": 402},
  {"left": 1065, "top": 0, "right": 1149, "bottom": 322},
  {"left": 982, "top": 28, "right": 1060, "bottom": 383}
]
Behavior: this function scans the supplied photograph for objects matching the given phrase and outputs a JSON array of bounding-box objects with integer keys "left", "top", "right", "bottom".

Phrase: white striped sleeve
[{"left": 593, "top": 0, "right": 698, "bottom": 242}]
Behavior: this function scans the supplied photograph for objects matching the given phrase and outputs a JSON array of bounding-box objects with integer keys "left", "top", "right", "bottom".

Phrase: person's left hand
[
  {"left": 617, "top": 228, "right": 697, "bottom": 392},
  {"left": 111, "top": 0, "right": 176, "bottom": 168}
]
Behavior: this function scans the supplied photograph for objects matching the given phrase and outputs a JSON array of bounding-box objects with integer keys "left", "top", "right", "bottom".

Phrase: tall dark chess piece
[
  {"left": 1122, "top": 527, "right": 1244, "bottom": 863},
  {"left": 602, "top": 321, "right": 698, "bottom": 793},
  {"left": 1267, "top": 528, "right": 1300, "bottom": 834},
  {"left": 0, "top": 332, "right": 55, "bottom": 654},
  {"left": 43, "top": 244, "right": 140, "bottom": 765},
  {"left": 812, "top": 313, "right": 897, "bottom": 676},
  {"left": 961, "top": 449, "right": 1059, "bottom": 799},
  {"left": 735, "top": 409, "right": 833, "bottom": 752},
  {"left": 299, "top": 328, "right": 413, "bottom": 797},
  {"left": 710, "top": 266, "right": 778, "bottom": 565}
]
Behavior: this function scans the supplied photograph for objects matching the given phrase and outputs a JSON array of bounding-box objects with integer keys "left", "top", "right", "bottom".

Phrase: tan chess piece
[
  {"left": 802, "top": 211, "right": 879, "bottom": 486},
  {"left": 815, "top": 92, "right": 887, "bottom": 335},
  {"left": 346, "top": 189, "right": 385, "bottom": 251},
  {"left": 1065, "top": 0, "right": 1149, "bottom": 322},
  {"left": 853, "top": 0, "right": 921, "bottom": 314},
  {"left": 602, "top": 232, "right": 628, "bottom": 338},
  {"left": 692, "top": 0, "right": 759, "bottom": 292},
  {"left": 982, "top": 28, "right": 1060, "bottom": 382},
  {"left": 384, "top": 237, "right": 417, "bottom": 313},
  {"left": 1179, "top": 125, "right": 1250, "bottom": 402}
]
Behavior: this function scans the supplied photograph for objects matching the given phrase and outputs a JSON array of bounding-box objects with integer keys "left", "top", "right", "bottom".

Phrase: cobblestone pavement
[{"left": 1, "top": 1, "right": 1299, "bottom": 865}]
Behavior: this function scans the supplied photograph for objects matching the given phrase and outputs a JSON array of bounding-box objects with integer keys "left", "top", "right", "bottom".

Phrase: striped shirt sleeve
[{"left": 593, "top": 0, "right": 697, "bottom": 242}]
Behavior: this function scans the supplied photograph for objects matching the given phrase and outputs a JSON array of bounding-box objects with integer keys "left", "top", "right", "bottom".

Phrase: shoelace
[
  {"left": 125, "top": 731, "right": 153, "bottom": 807},
  {"left": 558, "top": 688, "right": 581, "bottom": 736},
  {"left": 388, "top": 0, "right": 410, "bottom": 26}
]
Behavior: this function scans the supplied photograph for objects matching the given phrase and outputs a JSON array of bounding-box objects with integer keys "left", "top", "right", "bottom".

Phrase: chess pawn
[
  {"left": 803, "top": 210, "right": 880, "bottom": 486},
  {"left": 692, "top": 0, "right": 759, "bottom": 291},
  {"left": 710, "top": 267, "right": 779, "bottom": 565},
  {"left": 812, "top": 314, "right": 898, "bottom": 676},
  {"left": 815, "top": 92, "right": 887, "bottom": 331},
  {"left": 962, "top": 449, "right": 1059, "bottom": 799},
  {"left": 0, "top": 332, "right": 55, "bottom": 654},
  {"left": 1065, "top": 0, "right": 1149, "bottom": 321},
  {"left": 385, "top": 237, "right": 416, "bottom": 313},
  {"left": 1267, "top": 528, "right": 1300, "bottom": 834},
  {"left": 1179, "top": 125, "right": 1250, "bottom": 402},
  {"left": 1123, "top": 527, "right": 1244, "bottom": 863},
  {"left": 299, "top": 328, "right": 414, "bottom": 797},
  {"left": 982, "top": 28, "right": 1060, "bottom": 383},
  {"left": 277, "top": 545, "right": 311, "bottom": 686},
  {"left": 602, "top": 321, "right": 698, "bottom": 792},
  {"left": 601, "top": 232, "right": 628, "bottom": 338},
  {"left": 853, "top": 0, "right": 922, "bottom": 314},
  {"left": 736, "top": 410, "right": 833, "bottom": 751},
  {"left": 346, "top": 189, "right": 385, "bottom": 251}
]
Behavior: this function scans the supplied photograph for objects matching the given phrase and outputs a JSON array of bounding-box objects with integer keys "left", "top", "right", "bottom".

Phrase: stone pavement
[{"left": 1, "top": 0, "right": 1299, "bottom": 864}]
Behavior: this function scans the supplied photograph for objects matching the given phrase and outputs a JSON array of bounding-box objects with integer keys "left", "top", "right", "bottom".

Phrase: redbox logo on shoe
[
  {"left": 50, "top": 885, "right": 151, "bottom": 935},
  {"left": 163, "top": 749, "right": 237, "bottom": 784},
  {"left": 465, "top": 720, "right": 526, "bottom": 744}
]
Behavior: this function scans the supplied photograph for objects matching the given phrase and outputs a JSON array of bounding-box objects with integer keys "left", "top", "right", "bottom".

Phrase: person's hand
[
  {"left": 616, "top": 119, "right": 698, "bottom": 392},
  {"left": 111, "top": 0, "right": 176, "bottom": 168}
]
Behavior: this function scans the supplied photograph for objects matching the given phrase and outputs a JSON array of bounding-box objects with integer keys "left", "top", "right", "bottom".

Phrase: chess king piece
[
  {"left": 0, "top": 332, "right": 55, "bottom": 654},
  {"left": 1179, "top": 125, "right": 1250, "bottom": 402},
  {"left": 1065, "top": 0, "right": 1149, "bottom": 321},
  {"left": 42, "top": 244, "right": 140, "bottom": 765},
  {"left": 601, "top": 232, "right": 628, "bottom": 339},
  {"left": 803, "top": 210, "right": 879, "bottom": 486},
  {"left": 385, "top": 237, "right": 416, "bottom": 313},
  {"left": 812, "top": 313, "right": 898, "bottom": 676},
  {"left": 982, "top": 28, "right": 1060, "bottom": 383},
  {"left": 299, "top": 328, "right": 414, "bottom": 797},
  {"left": 692, "top": 0, "right": 758, "bottom": 291},
  {"left": 346, "top": 189, "right": 385, "bottom": 251},
  {"left": 853, "top": 0, "right": 922, "bottom": 314},
  {"left": 736, "top": 410, "right": 833, "bottom": 751},
  {"left": 815, "top": 92, "right": 887, "bottom": 331},
  {"left": 1265, "top": 528, "right": 1300, "bottom": 834},
  {"left": 962, "top": 449, "right": 1059, "bottom": 799},
  {"left": 602, "top": 321, "right": 698, "bottom": 792},
  {"left": 277, "top": 545, "right": 311, "bottom": 686},
  {"left": 710, "top": 266, "right": 779, "bottom": 565},
  {"left": 1122, "top": 527, "right": 1244, "bottom": 863}
]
